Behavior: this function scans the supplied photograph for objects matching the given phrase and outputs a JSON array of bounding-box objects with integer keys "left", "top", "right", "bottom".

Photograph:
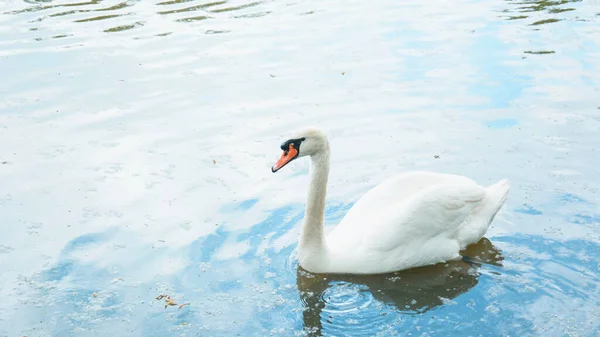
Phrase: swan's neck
[{"left": 299, "top": 149, "right": 330, "bottom": 252}]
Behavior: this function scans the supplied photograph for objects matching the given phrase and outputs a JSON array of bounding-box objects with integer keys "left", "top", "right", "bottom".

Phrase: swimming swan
[{"left": 271, "top": 128, "right": 509, "bottom": 275}]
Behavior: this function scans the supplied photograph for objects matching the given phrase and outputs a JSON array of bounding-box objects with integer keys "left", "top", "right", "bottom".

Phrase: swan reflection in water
[{"left": 296, "top": 238, "right": 503, "bottom": 336}]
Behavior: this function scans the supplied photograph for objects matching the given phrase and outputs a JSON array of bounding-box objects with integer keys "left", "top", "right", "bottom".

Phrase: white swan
[{"left": 271, "top": 128, "right": 510, "bottom": 275}]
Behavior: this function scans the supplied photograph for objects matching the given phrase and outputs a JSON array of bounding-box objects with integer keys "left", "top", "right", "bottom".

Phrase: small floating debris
[
  {"left": 524, "top": 50, "right": 555, "bottom": 55},
  {"left": 434, "top": 155, "right": 440, "bottom": 159},
  {"left": 156, "top": 294, "right": 188, "bottom": 309},
  {"left": 212, "top": 159, "right": 216, "bottom": 164},
  {"left": 165, "top": 299, "right": 177, "bottom": 308}
]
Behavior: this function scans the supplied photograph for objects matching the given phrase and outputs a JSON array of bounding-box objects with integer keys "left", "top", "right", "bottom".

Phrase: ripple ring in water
[{"left": 318, "top": 282, "right": 387, "bottom": 335}]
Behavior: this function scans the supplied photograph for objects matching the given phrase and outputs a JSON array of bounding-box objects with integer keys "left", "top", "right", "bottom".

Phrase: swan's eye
[{"left": 280, "top": 138, "right": 303, "bottom": 151}]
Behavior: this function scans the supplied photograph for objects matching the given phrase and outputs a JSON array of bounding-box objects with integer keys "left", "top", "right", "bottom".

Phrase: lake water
[{"left": 1, "top": 0, "right": 600, "bottom": 336}]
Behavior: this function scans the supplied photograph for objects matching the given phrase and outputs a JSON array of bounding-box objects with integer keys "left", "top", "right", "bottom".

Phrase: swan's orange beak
[{"left": 272, "top": 144, "right": 299, "bottom": 172}]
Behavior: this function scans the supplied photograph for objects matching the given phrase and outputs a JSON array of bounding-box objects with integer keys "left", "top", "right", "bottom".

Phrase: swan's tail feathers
[
  {"left": 487, "top": 178, "right": 510, "bottom": 205},
  {"left": 484, "top": 178, "right": 510, "bottom": 221}
]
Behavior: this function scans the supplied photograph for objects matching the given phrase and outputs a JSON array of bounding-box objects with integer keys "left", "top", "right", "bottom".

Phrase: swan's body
[{"left": 271, "top": 128, "right": 509, "bottom": 275}]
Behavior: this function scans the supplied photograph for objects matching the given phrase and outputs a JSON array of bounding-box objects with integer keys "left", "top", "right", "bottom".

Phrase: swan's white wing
[
  {"left": 332, "top": 172, "right": 476, "bottom": 230},
  {"left": 323, "top": 172, "right": 494, "bottom": 273},
  {"left": 366, "top": 182, "right": 487, "bottom": 253}
]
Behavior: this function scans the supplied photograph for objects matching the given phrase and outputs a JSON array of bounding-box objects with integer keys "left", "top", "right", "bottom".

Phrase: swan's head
[{"left": 271, "top": 128, "right": 329, "bottom": 173}]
